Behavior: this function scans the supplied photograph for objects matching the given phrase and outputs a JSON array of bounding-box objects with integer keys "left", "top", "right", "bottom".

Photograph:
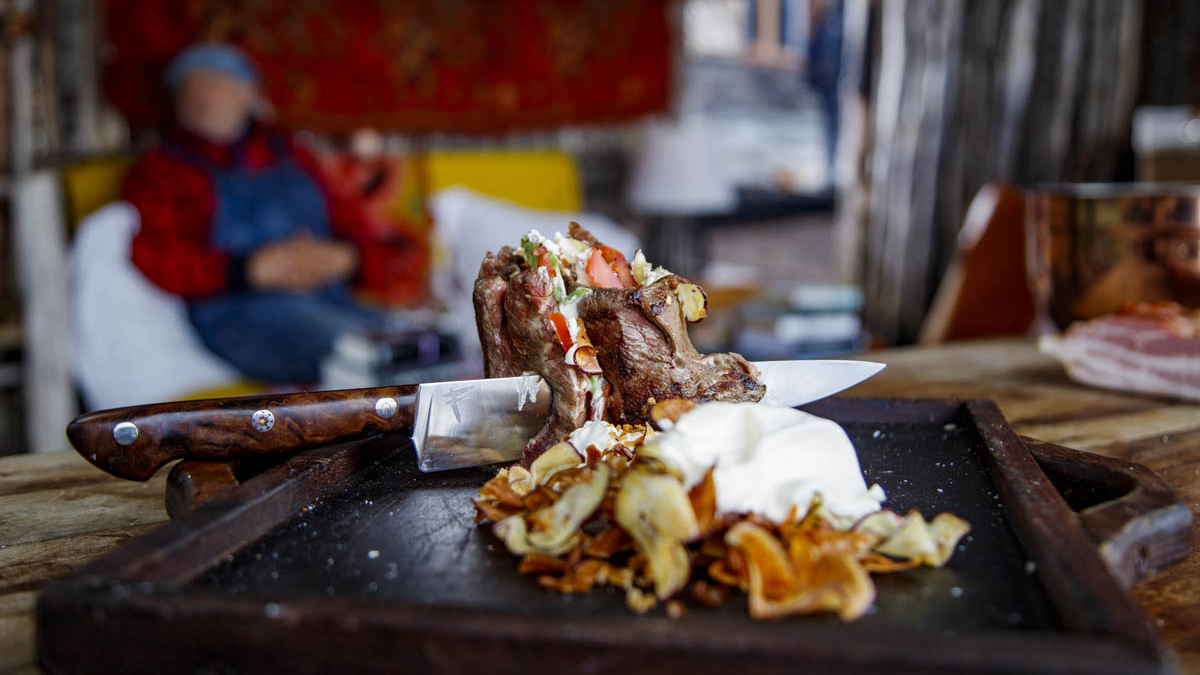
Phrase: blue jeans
[{"left": 189, "top": 291, "right": 386, "bottom": 384}]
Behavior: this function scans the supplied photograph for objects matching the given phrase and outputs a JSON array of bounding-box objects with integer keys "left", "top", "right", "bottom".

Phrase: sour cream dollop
[{"left": 641, "top": 402, "right": 885, "bottom": 525}]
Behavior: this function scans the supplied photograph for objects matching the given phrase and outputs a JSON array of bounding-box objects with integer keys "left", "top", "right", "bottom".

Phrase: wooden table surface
[{"left": 2, "top": 338, "right": 1199, "bottom": 674}]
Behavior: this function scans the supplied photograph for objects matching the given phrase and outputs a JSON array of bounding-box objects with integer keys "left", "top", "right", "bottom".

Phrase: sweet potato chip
[
  {"left": 924, "top": 513, "right": 972, "bottom": 565},
  {"left": 747, "top": 552, "right": 875, "bottom": 622},
  {"left": 538, "top": 559, "right": 618, "bottom": 593},
  {"left": 494, "top": 515, "right": 580, "bottom": 557},
  {"left": 707, "top": 559, "right": 745, "bottom": 590},
  {"left": 473, "top": 498, "right": 520, "bottom": 524},
  {"left": 585, "top": 525, "right": 633, "bottom": 558},
  {"left": 519, "top": 552, "right": 569, "bottom": 575},
  {"left": 505, "top": 466, "right": 534, "bottom": 497},
  {"left": 478, "top": 470, "right": 526, "bottom": 508},
  {"left": 525, "top": 441, "right": 583, "bottom": 489},
  {"left": 649, "top": 398, "right": 697, "bottom": 428},
  {"left": 780, "top": 516, "right": 877, "bottom": 571},
  {"left": 527, "top": 464, "right": 612, "bottom": 551},
  {"left": 688, "top": 468, "right": 717, "bottom": 535},
  {"left": 862, "top": 509, "right": 971, "bottom": 567},
  {"left": 726, "top": 521, "right": 877, "bottom": 621},
  {"left": 725, "top": 522, "right": 798, "bottom": 600},
  {"left": 616, "top": 469, "right": 700, "bottom": 599},
  {"left": 545, "top": 465, "right": 602, "bottom": 492},
  {"left": 521, "top": 486, "right": 557, "bottom": 512},
  {"left": 855, "top": 509, "right": 904, "bottom": 538},
  {"left": 857, "top": 553, "right": 921, "bottom": 573}
]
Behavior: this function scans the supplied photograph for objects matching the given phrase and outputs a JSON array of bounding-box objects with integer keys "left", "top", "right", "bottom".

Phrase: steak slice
[
  {"left": 503, "top": 268, "right": 592, "bottom": 459},
  {"left": 473, "top": 248, "right": 524, "bottom": 378},
  {"left": 474, "top": 252, "right": 592, "bottom": 462},
  {"left": 580, "top": 278, "right": 765, "bottom": 423}
]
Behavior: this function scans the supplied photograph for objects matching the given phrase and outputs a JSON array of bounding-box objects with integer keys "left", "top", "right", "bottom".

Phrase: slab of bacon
[{"left": 1039, "top": 302, "right": 1200, "bottom": 401}]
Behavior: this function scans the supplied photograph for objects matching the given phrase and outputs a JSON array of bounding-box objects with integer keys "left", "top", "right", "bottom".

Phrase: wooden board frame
[{"left": 35, "top": 398, "right": 1173, "bottom": 674}]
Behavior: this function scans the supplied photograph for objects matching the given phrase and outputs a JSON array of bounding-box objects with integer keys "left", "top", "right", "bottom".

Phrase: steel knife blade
[
  {"left": 412, "top": 359, "right": 883, "bottom": 471},
  {"left": 66, "top": 359, "right": 883, "bottom": 480}
]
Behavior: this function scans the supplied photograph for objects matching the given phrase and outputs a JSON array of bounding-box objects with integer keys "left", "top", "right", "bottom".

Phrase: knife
[{"left": 66, "top": 359, "right": 884, "bottom": 481}]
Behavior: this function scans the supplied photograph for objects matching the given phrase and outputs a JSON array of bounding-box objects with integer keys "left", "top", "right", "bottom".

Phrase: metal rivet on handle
[
  {"left": 375, "top": 397, "right": 398, "bottom": 419},
  {"left": 252, "top": 410, "right": 275, "bottom": 432},
  {"left": 113, "top": 422, "right": 139, "bottom": 446}
]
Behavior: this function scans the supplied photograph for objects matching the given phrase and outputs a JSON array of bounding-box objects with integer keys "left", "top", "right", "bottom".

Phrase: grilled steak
[
  {"left": 473, "top": 227, "right": 765, "bottom": 463},
  {"left": 580, "top": 279, "right": 764, "bottom": 423}
]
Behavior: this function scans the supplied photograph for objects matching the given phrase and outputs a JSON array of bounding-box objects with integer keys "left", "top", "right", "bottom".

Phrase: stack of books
[{"left": 731, "top": 284, "right": 868, "bottom": 361}]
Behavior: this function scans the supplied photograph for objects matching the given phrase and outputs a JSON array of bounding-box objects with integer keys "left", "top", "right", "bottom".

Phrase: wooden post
[
  {"left": 9, "top": 0, "right": 77, "bottom": 452},
  {"left": 839, "top": 0, "right": 1148, "bottom": 345}
]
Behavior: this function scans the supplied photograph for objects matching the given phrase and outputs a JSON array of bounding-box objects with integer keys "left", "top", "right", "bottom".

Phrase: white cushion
[
  {"left": 71, "top": 202, "right": 240, "bottom": 409},
  {"left": 427, "top": 187, "right": 640, "bottom": 352}
]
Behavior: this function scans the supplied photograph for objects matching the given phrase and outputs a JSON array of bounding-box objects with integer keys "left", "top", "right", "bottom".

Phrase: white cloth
[
  {"left": 13, "top": 172, "right": 77, "bottom": 451},
  {"left": 427, "top": 187, "right": 639, "bottom": 353},
  {"left": 71, "top": 202, "right": 240, "bottom": 410}
]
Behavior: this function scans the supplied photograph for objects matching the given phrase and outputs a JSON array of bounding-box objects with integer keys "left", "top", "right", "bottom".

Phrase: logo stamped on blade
[
  {"left": 517, "top": 374, "right": 542, "bottom": 411},
  {"left": 443, "top": 386, "right": 475, "bottom": 425}
]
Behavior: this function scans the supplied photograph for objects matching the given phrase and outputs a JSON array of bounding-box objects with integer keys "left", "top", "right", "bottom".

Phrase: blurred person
[
  {"left": 806, "top": 0, "right": 843, "bottom": 166},
  {"left": 122, "top": 44, "right": 398, "bottom": 384}
]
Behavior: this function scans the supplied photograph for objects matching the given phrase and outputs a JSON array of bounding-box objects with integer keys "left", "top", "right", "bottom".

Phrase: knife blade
[
  {"left": 412, "top": 359, "right": 883, "bottom": 471},
  {"left": 66, "top": 359, "right": 883, "bottom": 480}
]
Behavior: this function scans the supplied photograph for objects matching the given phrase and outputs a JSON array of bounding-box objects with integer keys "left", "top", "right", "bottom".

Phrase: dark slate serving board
[
  {"left": 195, "top": 415, "right": 1054, "bottom": 632},
  {"left": 36, "top": 398, "right": 1184, "bottom": 674}
]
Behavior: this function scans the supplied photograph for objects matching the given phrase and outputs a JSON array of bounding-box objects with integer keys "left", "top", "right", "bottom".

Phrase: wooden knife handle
[
  {"left": 66, "top": 386, "right": 419, "bottom": 481},
  {"left": 1021, "top": 435, "right": 1193, "bottom": 590},
  {"left": 164, "top": 459, "right": 243, "bottom": 518}
]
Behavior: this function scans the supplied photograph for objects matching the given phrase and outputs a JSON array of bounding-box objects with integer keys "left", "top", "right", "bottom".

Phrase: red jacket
[{"left": 124, "top": 123, "right": 375, "bottom": 299}]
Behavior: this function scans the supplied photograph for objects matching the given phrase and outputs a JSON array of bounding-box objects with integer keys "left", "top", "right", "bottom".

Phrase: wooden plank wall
[{"left": 838, "top": 0, "right": 1157, "bottom": 346}]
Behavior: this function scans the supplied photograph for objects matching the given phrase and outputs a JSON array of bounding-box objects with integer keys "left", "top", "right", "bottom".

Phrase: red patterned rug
[{"left": 103, "top": 0, "right": 674, "bottom": 134}]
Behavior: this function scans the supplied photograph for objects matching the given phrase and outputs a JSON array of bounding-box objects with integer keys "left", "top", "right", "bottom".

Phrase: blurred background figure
[{"left": 122, "top": 44, "right": 398, "bottom": 384}]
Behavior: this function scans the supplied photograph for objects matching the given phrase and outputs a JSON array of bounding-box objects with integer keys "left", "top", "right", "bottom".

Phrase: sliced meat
[
  {"left": 580, "top": 279, "right": 765, "bottom": 423},
  {"left": 473, "top": 248, "right": 524, "bottom": 378},
  {"left": 503, "top": 268, "right": 592, "bottom": 460},
  {"left": 475, "top": 248, "right": 591, "bottom": 461},
  {"left": 473, "top": 229, "right": 765, "bottom": 462},
  {"left": 1039, "top": 303, "right": 1200, "bottom": 401}
]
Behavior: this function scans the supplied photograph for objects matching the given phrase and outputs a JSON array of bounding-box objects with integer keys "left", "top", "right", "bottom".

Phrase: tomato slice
[
  {"left": 599, "top": 246, "right": 636, "bottom": 287},
  {"left": 548, "top": 312, "right": 573, "bottom": 351},
  {"left": 586, "top": 248, "right": 624, "bottom": 288}
]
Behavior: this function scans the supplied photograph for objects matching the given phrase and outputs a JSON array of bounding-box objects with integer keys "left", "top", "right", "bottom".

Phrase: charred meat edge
[{"left": 580, "top": 279, "right": 763, "bottom": 424}]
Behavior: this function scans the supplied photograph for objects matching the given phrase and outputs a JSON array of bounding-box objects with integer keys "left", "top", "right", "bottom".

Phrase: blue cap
[{"left": 164, "top": 44, "right": 259, "bottom": 89}]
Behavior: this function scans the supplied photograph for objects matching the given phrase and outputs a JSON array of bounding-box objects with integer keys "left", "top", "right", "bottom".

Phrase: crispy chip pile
[{"left": 473, "top": 416, "right": 970, "bottom": 620}]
